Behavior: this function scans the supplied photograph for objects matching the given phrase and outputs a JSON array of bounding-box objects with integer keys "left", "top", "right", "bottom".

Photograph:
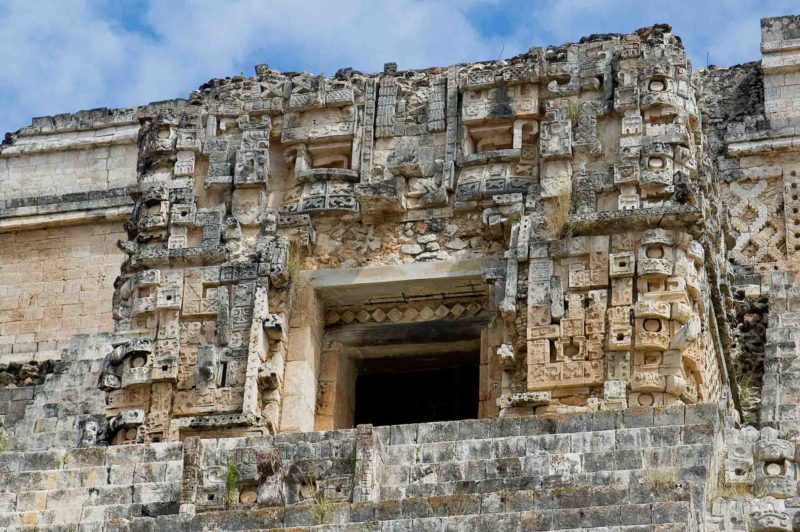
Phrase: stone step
[
  {"left": 0, "top": 471, "right": 697, "bottom": 530},
  {"left": 106, "top": 498, "right": 694, "bottom": 531},
  {"left": 380, "top": 443, "right": 712, "bottom": 485},
  {"left": 382, "top": 432, "right": 713, "bottom": 464},
  {"left": 376, "top": 405, "right": 716, "bottom": 447}
]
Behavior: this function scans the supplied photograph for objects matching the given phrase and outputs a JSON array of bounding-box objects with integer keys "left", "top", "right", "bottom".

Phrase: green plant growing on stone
[
  {"left": 717, "top": 480, "right": 751, "bottom": 499},
  {"left": 348, "top": 452, "right": 357, "bottom": 473},
  {"left": 0, "top": 426, "right": 10, "bottom": 453},
  {"left": 643, "top": 465, "right": 679, "bottom": 489},
  {"left": 643, "top": 450, "right": 679, "bottom": 489},
  {"left": 738, "top": 373, "right": 756, "bottom": 424},
  {"left": 566, "top": 99, "right": 580, "bottom": 126},
  {"left": 283, "top": 239, "right": 311, "bottom": 323},
  {"left": 708, "top": 470, "right": 749, "bottom": 500},
  {"left": 558, "top": 190, "right": 572, "bottom": 236},
  {"left": 287, "top": 240, "right": 305, "bottom": 284},
  {"left": 738, "top": 374, "right": 753, "bottom": 404},
  {"left": 224, "top": 462, "right": 239, "bottom": 509},
  {"left": 309, "top": 493, "right": 333, "bottom": 525},
  {"left": 545, "top": 190, "right": 572, "bottom": 240}
]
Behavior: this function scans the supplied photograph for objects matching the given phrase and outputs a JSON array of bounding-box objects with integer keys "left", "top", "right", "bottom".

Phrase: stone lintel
[
  {"left": 0, "top": 125, "right": 139, "bottom": 158},
  {"left": 727, "top": 135, "right": 800, "bottom": 156},
  {"left": 0, "top": 205, "right": 131, "bottom": 233},
  {"left": 302, "top": 258, "right": 504, "bottom": 306}
]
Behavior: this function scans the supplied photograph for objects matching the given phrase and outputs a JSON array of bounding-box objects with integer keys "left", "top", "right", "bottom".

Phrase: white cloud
[
  {"left": 519, "top": 0, "right": 799, "bottom": 68},
  {"left": 0, "top": 0, "right": 141, "bottom": 134},
  {"left": 0, "top": 0, "right": 798, "bottom": 136},
  {"left": 0, "top": 0, "right": 507, "bottom": 135}
]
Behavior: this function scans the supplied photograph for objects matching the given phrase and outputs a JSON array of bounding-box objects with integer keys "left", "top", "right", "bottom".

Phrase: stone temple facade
[{"left": 2, "top": 14, "right": 800, "bottom": 531}]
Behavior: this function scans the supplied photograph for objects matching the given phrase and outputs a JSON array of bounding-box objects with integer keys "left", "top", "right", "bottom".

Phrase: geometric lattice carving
[
  {"left": 324, "top": 298, "right": 490, "bottom": 326},
  {"left": 727, "top": 179, "right": 786, "bottom": 267}
]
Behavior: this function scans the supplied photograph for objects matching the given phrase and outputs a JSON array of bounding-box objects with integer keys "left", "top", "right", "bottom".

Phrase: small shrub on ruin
[{"left": 224, "top": 462, "right": 239, "bottom": 509}]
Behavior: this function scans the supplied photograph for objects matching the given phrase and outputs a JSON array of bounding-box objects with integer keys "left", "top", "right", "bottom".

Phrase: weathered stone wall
[
  {"left": 0, "top": 108, "right": 141, "bottom": 360},
  {"left": 82, "top": 18, "right": 733, "bottom": 453},
  {"left": 0, "top": 404, "right": 721, "bottom": 530},
  {"left": 0, "top": 112, "right": 138, "bottom": 202},
  {"left": 0, "top": 143, "right": 137, "bottom": 202},
  {"left": 0, "top": 333, "right": 112, "bottom": 453},
  {"left": 0, "top": 224, "right": 125, "bottom": 356},
  {"left": 762, "top": 16, "right": 800, "bottom": 123},
  {"left": 759, "top": 271, "right": 800, "bottom": 434},
  {"left": 694, "top": 14, "right": 800, "bottom": 419},
  {"left": 696, "top": 16, "right": 800, "bottom": 280}
]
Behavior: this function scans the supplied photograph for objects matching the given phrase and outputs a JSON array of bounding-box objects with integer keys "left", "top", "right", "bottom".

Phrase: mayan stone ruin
[{"left": 2, "top": 13, "right": 800, "bottom": 531}]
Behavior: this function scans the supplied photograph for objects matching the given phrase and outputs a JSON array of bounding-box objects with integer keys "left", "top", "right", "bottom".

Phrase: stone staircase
[{"left": 0, "top": 404, "right": 722, "bottom": 531}]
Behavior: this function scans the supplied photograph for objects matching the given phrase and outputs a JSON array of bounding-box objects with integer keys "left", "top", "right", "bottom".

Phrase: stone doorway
[
  {"left": 278, "top": 259, "right": 504, "bottom": 433},
  {"left": 353, "top": 349, "right": 479, "bottom": 426}
]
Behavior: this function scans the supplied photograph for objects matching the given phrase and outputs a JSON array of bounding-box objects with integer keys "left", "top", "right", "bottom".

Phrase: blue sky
[{"left": 0, "top": 0, "right": 796, "bottom": 137}]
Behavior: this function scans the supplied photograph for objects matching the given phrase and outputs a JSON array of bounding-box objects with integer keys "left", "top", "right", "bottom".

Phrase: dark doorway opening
[{"left": 353, "top": 350, "right": 479, "bottom": 426}]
